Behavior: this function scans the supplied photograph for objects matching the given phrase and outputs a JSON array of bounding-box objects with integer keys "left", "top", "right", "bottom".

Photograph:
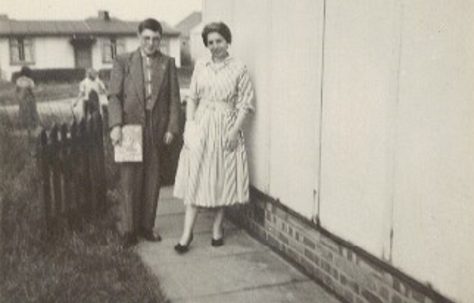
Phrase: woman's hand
[
  {"left": 225, "top": 129, "right": 240, "bottom": 151},
  {"left": 183, "top": 120, "right": 196, "bottom": 149}
]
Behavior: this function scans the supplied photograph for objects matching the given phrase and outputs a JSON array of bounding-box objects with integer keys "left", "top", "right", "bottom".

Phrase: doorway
[{"left": 74, "top": 43, "right": 92, "bottom": 69}]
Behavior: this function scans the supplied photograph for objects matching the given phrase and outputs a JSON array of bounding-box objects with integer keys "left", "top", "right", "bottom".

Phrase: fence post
[
  {"left": 37, "top": 110, "right": 109, "bottom": 232},
  {"left": 95, "top": 113, "right": 107, "bottom": 214},
  {"left": 60, "top": 123, "right": 74, "bottom": 227},
  {"left": 80, "top": 118, "right": 92, "bottom": 214},
  {"left": 69, "top": 121, "right": 80, "bottom": 223},
  {"left": 39, "top": 129, "right": 53, "bottom": 234},
  {"left": 50, "top": 125, "right": 62, "bottom": 232}
]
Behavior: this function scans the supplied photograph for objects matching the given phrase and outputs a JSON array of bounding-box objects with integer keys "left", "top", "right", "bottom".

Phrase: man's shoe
[{"left": 141, "top": 230, "right": 162, "bottom": 242}]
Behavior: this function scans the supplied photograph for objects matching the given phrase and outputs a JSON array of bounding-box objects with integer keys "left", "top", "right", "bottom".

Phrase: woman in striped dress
[{"left": 173, "top": 22, "right": 255, "bottom": 253}]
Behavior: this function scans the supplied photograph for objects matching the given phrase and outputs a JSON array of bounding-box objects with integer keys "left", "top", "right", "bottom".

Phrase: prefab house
[
  {"left": 202, "top": 1, "right": 474, "bottom": 302},
  {"left": 0, "top": 11, "right": 181, "bottom": 81}
]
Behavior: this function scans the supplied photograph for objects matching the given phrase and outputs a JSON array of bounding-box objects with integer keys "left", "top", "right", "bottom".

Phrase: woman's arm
[{"left": 226, "top": 65, "right": 255, "bottom": 150}]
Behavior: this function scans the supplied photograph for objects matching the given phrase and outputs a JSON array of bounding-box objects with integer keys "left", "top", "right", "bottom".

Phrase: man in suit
[{"left": 108, "top": 18, "right": 181, "bottom": 247}]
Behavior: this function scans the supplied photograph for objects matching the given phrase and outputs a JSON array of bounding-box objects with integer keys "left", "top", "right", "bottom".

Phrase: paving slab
[
  {"left": 173, "top": 280, "right": 341, "bottom": 303},
  {"left": 139, "top": 229, "right": 269, "bottom": 262},
  {"left": 136, "top": 186, "right": 342, "bottom": 303},
  {"left": 154, "top": 212, "right": 238, "bottom": 239},
  {"left": 140, "top": 250, "right": 308, "bottom": 300}
]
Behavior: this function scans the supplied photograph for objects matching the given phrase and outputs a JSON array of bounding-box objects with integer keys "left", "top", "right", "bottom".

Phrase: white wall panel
[
  {"left": 0, "top": 39, "right": 11, "bottom": 80},
  {"left": 319, "top": 0, "right": 400, "bottom": 257},
  {"left": 35, "top": 37, "right": 75, "bottom": 69},
  {"left": 392, "top": 1, "right": 474, "bottom": 302},
  {"left": 267, "top": 0, "right": 324, "bottom": 218}
]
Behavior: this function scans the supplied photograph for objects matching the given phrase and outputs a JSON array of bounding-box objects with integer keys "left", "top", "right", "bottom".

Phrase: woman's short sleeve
[{"left": 236, "top": 65, "right": 255, "bottom": 113}]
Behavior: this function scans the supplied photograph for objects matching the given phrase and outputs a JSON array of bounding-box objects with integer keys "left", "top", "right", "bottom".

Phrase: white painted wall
[
  {"left": 0, "top": 39, "right": 9, "bottom": 80},
  {"left": 93, "top": 36, "right": 180, "bottom": 70},
  {"left": 190, "top": 23, "right": 207, "bottom": 62},
  {"left": 169, "top": 37, "right": 181, "bottom": 67},
  {"left": 204, "top": 0, "right": 324, "bottom": 218},
  {"left": 0, "top": 36, "right": 74, "bottom": 80},
  {"left": 36, "top": 37, "right": 75, "bottom": 69},
  {"left": 392, "top": 1, "right": 474, "bottom": 302},
  {"left": 92, "top": 37, "right": 110, "bottom": 70},
  {"left": 124, "top": 36, "right": 140, "bottom": 52},
  {"left": 204, "top": 0, "right": 474, "bottom": 302},
  {"left": 319, "top": 0, "right": 400, "bottom": 260},
  {"left": 0, "top": 35, "right": 180, "bottom": 80}
]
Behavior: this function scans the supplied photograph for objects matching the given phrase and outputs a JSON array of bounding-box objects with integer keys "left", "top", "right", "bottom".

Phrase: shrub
[{"left": 11, "top": 68, "right": 86, "bottom": 84}]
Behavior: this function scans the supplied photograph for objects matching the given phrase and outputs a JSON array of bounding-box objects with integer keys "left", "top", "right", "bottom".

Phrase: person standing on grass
[
  {"left": 108, "top": 18, "right": 181, "bottom": 248},
  {"left": 73, "top": 68, "right": 107, "bottom": 120},
  {"left": 16, "top": 66, "right": 39, "bottom": 136},
  {"left": 173, "top": 22, "right": 255, "bottom": 254}
]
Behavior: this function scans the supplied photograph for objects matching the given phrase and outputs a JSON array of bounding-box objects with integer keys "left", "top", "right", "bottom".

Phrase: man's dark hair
[
  {"left": 138, "top": 18, "right": 163, "bottom": 35},
  {"left": 201, "top": 22, "right": 232, "bottom": 46}
]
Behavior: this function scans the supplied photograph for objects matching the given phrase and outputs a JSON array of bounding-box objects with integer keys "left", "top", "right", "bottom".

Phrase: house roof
[
  {"left": 175, "top": 11, "right": 202, "bottom": 37},
  {"left": 0, "top": 17, "right": 180, "bottom": 37}
]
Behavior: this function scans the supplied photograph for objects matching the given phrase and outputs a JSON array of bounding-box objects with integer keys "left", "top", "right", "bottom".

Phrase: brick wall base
[{"left": 227, "top": 187, "right": 455, "bottom": 303}]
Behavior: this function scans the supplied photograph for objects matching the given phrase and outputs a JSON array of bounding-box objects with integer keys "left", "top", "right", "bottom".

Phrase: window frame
[
  {"left": 9, "top": 37, "right": 35, "bottom": 65},
  {"left": 102, "top": 37, "right": 125, "bottom": 64}
]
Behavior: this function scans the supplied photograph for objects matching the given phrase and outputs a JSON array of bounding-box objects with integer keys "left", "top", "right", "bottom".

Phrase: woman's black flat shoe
[
  {"left": 174, "top": 233, "right": 193, "bottom": 254},
  {"left": 211, "top": 238, "right": 224, "bottom": 247},
  {"left": 174, "top": 243, "right": 189, "bottom": 254}
]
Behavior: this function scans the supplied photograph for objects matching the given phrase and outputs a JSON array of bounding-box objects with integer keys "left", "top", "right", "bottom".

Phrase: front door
[{"left": 74, "top": 44, "right": 92, "bottom": 69}]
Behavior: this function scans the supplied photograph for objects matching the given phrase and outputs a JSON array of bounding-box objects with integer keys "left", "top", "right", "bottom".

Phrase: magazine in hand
[{"left": 114, "top": 125, "right": 143, "bottom": 162}]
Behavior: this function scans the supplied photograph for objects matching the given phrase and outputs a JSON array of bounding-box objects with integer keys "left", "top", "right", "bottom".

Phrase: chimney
[{"left": 98, "top": 10, "right": 110, "bottom": 21}]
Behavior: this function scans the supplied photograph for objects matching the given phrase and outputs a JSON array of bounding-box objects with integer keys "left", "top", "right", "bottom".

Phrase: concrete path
[{"left": 136, "top": 186, "right": 342, "bottom": 303}]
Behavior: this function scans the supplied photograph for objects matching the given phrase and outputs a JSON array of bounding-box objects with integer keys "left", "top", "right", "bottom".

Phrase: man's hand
[
  {"left": 164, "top": 132, "right": 174, "bottom": 145},
  {"left": 110, "top": 126, "right": 122, "bottom": 146}
]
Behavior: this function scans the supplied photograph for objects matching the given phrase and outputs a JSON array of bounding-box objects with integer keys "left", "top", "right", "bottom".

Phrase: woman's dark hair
[
  {"left": 138, "top": 18, "right": 163, "bottom": 36},
  {"left": 19, "top": 66, "right": 32, "bottom": 78},
  {"left": 201, "top": 22, "right": 232, "bottom": 46}
]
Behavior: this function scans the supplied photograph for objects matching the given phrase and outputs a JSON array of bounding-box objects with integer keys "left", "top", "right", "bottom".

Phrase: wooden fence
[{"left": 38, "top": 113, "right": 106, "bottom": 233}]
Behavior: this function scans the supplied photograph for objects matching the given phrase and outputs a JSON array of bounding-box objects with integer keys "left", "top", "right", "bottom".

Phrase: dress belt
[{"left": 199, "top": 100, "right": 234, "bottom": 111}]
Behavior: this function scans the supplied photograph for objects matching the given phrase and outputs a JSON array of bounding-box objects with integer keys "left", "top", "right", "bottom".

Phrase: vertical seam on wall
[
  {"left": 389, "top": 0, "right": 404, "bottom": 263},
  {"left": 315, "top": 0, "right": 328, "bottom": 223},
  {"left": 266, "top": 0, "right": 272, "bottom": 193}
]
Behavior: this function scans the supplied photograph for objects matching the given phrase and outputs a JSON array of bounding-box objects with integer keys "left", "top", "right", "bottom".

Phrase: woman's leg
[
  {"left": 212, "top": 207, "right": 225, "bottom": 240},
  {"left": 178, "top": 204, "right": 199, "bottom": 245}
]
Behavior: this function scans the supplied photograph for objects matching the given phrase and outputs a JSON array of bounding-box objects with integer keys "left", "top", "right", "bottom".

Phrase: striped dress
[{"left": 173, "top": 56, "right": 255, "bottom": 207}]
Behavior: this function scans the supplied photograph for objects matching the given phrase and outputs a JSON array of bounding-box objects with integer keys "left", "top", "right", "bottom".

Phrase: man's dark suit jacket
[{"left": 108, "top": 49, "right": 181, "bottom": 144}]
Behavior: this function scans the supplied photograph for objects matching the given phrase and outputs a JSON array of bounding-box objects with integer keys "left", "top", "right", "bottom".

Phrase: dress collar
[{"left": 204, "top": 55, "right": 233, "bottom": 66}]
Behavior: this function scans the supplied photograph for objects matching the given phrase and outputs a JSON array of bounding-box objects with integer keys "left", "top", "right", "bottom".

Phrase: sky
[{"left": 0, "top": 0, "right": 202, "bottom": 26}]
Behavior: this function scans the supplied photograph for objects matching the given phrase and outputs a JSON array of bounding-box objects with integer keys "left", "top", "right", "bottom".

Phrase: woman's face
[{"left": 206, "top": 32, "right": 229, "bottom": 59}]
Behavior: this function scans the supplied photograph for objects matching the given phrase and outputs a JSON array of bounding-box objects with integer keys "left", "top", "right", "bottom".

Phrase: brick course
[{"left": 227, "top": 189, "right": 456, "bottom": 303}]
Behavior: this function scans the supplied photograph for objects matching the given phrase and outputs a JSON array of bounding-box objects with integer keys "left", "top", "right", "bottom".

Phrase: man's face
[{"left": 139, "top": 28, "right": 161, "bottom": 55}]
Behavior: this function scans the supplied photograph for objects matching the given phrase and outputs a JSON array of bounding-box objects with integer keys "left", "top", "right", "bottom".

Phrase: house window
[
  {"left": 10, "top": 37, "right": 34, "bottom": 65},
  {"left": 102, "top": 38, "right": 125, "bottom": 63},
  {"left": 159, "top": 39, "right": 169, "bottom": 54}
]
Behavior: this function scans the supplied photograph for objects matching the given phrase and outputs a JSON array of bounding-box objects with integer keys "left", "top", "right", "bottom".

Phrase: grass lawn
[
  {"left": 0, "top": 81, "right": 79, "bottom": 106},
  {"left": 0, "top": 122, "right": 168, "bottom": 303},
  {"left": 0, "top": 65, "right": 192, "bottom": 106}
]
